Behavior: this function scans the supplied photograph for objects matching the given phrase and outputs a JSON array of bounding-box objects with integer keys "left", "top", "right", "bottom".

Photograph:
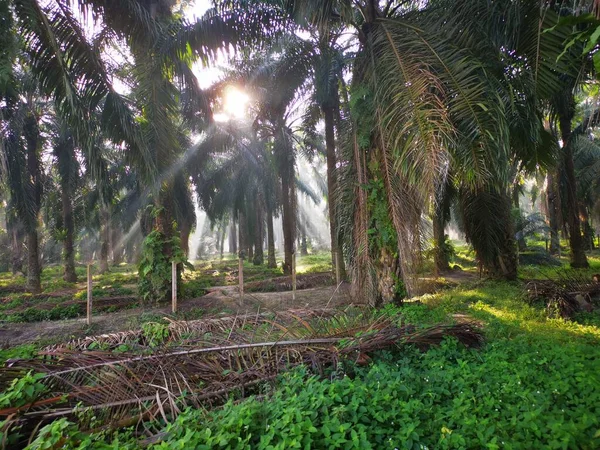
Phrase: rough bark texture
[
  {"left": 559, "top": 114, "right": 589, "bottom": 268},
  {"left": 61, "top": 186, "right": 77, "bottom": 282},
  {"left": 546, "top": 171, "right": 561, "bottom": 255},
  {"left": 266, "top": 207, "right": 277, "bottom": 268}
]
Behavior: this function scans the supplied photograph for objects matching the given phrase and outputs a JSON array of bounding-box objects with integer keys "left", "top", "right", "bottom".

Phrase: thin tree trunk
[
  {"left": 546, "top": 172, "right": 561, "bottom": 255},
  {"left": 559, "top": 114, "right": 589, "bottom": 268},
  {"left": 266, "top": 206, "right": 277, "bottom": 268},
  {"left": 513, "top": 185, "right": 527, "bottom": 252},
  {"left": 11, "top": 228, "right": 24, "bottom": 275},
  {"left": 99, "top": 206, "right": 110, "bottom": 274},
  {"left": 112, "top": 228, "right": 123, "bottom": 266},
  {"left": 61, "top": 186, "right": 77, "bottom": 282},
  {"left": 433, "top": 195, "right": 450, "bottom": 275},
  {"left": 580, "top": 204, "right": 594, "bottom": 250},
  {"left": 26, "top": 230, "right": 41, "bottom": 293},
  {"left": 219, "top": 226, "right": 225, "bottom": 259},
  {"left": 253, "top": 202, "right": 264, "bottom": 265},
  {"left": 8, "top": 212, "right": 24, "bottom": 275},
  {"left": 301, "top": 230, "right": 308, "bottom": 256}
]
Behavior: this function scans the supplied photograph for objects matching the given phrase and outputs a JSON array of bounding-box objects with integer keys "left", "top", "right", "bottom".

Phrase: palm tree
[
  {"left": 1, "top": 69, "right": 46, "bottom": 292},
  {"left": 50, "top": 121, "right": 79, "bottom": 282}
]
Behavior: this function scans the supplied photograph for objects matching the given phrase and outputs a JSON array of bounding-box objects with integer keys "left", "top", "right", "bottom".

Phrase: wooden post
[
  {"left": 86, "top": 264, "right": 92, "bottom": 326},
  {"left": 171, "top": 261, "right": 177, "bottom": 314},
  {"left": 335, "top": 251, "right": 341, "bottom": 285},
  {"left": 239, "top": 257, "right": 244, "bottom": 300},
  {"left": 292, "top": 252, "right": 296, "bottom": 301}
]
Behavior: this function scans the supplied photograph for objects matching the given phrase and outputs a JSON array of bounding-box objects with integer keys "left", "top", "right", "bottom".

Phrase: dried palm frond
[
  {"left": 44, "top": 308, "right": 346, "bottom": 352},
  {"left": 525, "top": 270, "right": 600, "bottom": 318},
  {"left": 0, "top": 314, "right": 482, "bottom": 444}
]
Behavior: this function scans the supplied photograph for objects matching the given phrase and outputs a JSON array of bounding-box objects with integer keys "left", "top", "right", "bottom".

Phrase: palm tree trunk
[
  {"left": 238, "top": 210, "right": 248, "bottom": 260},
  {"left": 281, "top": 169, "right": 295, "bottom": 275},
  {"left": 462, "top": 189, "right": 518, "bottom": 280},
  {"left": 61, "top": 185, "right": 77, "bottom": 282},
  {"left": 253, "top": 203, "right": 264, "bottom": 265},
  {"left": 513, "top": 185, "right": 527, "bottom": 252},
  {"left": 26, "top": 230, "right": 41, "bottom": 293},
  {"left": 112, "top": 228, "right": 123, "bottom": 265},
  {"left": 433, "top": 202, "right": 450, "bottom": 275},
  {"left": 546, "top": 172, "right": 561, "bottom": 255},
  {"left": 219, "top": 226, "right": 225, "bottom": 259},
  {"left": 180, "top": 220, "right": 192, "bottom": 258},
  {"left": 266, "top": 206, "right": 277, "bottom": 268},
  {"left": 24, "top": 115, "right": 42, "bottom": 293},
  {"left": 8, "top": 212, "right": 24, "bottom": 275},
  {"left": 229, "top": 221, "right": 237, "bottom": 255},
  {"left": 99, "top": 206, "right": 110, "bottom": 274},
  {"left": 559, "top": 115, "right": 589, "bottom": 268},
  {"left": 580, "top": 204, "right": 594, "bottom": 250},
  {"left": 301, "top": 231, "right": 308, "bottom": 256},
  {"left": 323, "top": 105, "right": 346, "bottom": 279}
]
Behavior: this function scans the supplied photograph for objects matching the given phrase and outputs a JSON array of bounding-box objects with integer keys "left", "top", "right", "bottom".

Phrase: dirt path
[{"left": 0, "top": 284, "right": 354, "bottom": 346}]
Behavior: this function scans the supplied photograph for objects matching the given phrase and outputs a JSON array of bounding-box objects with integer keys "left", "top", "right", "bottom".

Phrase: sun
[{"left": 223, "top": 86, "right": 249, "bottom": 119}]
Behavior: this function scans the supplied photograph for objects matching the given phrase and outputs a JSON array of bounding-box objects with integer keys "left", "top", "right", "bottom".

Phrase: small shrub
[
  {"left": 138, "top": 230, "right": 192, "bottom": 304},
  {"left": 142, "top": 322, "right": 169, "bottom": 347}
]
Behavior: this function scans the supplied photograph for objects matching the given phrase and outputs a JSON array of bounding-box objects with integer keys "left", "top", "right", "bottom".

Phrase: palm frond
[{"left": 0, "top": 311, "right": 482, "bottom": 442}]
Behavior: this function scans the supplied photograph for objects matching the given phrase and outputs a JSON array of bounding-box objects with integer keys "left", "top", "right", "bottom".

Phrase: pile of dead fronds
[
  {"left": 0, "top": 311, "right": 482, "bottom": 447},
  {"left": 525, "top": 270, "right": 599, "bottom": 318}
]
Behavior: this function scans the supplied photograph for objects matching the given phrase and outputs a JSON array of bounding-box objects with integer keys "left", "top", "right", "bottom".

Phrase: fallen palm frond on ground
[
  {"left": 525, "top": 270, "right": 599, "bottom": 318},
  {"left": 0, "top": 311, "right": 482, "bottom": 447},
  {"left": 43, "top": 308, "right": 344, "bottom": 352}
]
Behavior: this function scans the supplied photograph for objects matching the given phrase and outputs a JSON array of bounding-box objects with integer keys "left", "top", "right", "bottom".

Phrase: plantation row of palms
[{"left": 2, "top": 0, "right": 600, "bottom": 305}]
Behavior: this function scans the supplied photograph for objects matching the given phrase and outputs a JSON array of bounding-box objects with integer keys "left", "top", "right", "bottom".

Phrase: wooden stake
[
  {"left": 172, "top": 261, "right": 177, "bottom": 314},
  {"left": 86, "top": 264, "right": 92, "bottom": 326},
  {"left": 335, "top": 251, "right": 341, "bottom": 285},
  {"left": 239, "top": 257, "right": 244, "bottom": 300},
  {"left": 292, "top": 252, "right": 296, "bottom": 301}
]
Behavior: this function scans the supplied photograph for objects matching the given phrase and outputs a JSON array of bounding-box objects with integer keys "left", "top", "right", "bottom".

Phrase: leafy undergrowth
[{"left": 8, "top": 279, "right": 598, "bottom": 449}]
